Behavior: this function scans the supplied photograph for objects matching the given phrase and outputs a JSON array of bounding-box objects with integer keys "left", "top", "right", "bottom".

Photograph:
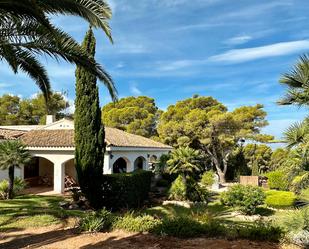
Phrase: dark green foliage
[
  {"left": 156, "top": 178, "right": 169, "bottom": 187},
  {"left": 0, "top": 93, "right": 69, "bottom": 125},
  {"left": 168, "top": 176, "right": 210, "bottom": 202},
  {"left": 74, "top": 28, "right": 105, "bottom": 209},
  {"left": 113, "top": 213, "right": 161, "bottom": 232},
  {"left": 232, "top": 222, "right": 284, "bottom": 242},
  {"left": 79, "top": 208, "right": 114, "bottom": 232},
  {"left": 101, "top": 170, "right": 152, "bottom": 210},
  {"left": 221, "top": 184, "right": 265, "bottom": 215},
  {"left": 168, "top": 175, "right": 186, "bottom": 201},
  {"left": 153, "top": 217, "right": 214, "bottom": 238},
  {"left": 265, "top": 190, "right": 297, "bottom": 208},
  {"left": 266, "top": 171, "right": 289, "bottom": 190}
]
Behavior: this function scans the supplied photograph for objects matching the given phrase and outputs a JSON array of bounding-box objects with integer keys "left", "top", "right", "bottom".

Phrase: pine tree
[{"left": 75, "top": 28, "right": 105, "bottom": 209}]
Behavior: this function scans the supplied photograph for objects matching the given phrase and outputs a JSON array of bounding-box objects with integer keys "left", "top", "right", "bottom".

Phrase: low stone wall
[{"left": 240, "top": 176, "right": 259, "bottom": 186}]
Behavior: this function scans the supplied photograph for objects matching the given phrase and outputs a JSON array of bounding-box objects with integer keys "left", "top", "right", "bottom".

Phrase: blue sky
[{"left": 1, "top": 0, "right": 309, "bottom": 140}]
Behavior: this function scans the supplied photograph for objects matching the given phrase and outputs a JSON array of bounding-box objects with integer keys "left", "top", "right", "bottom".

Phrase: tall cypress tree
[{"left": 75, "top": 28, "right": 104, "bottom": 209}]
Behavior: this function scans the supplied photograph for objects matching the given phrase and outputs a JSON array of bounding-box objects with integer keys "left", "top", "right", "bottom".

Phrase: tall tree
[
  {"left": 0, "top": 141, "right": 31, "bottom": 199},
  {"left": 0, "top": 92, "right": 68, "bottom": 125},
  {"left": 75, "top": 28, "right": 104, "bottom": 209},
  {"left": 0, "top": 0, "right": 116, "bottom": 99},
  {"left": 102, "top": 96, "right": 160, "bottom": 138},
  {"left": 158, "top": 96, "right": 272, "bottom": 183}
]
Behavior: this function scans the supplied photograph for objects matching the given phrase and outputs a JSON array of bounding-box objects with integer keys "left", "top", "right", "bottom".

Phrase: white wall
[
  {"left": 105, "top": 148, "right": 170, "bottom": 174},
  {"left": 0, "top": 167, "right": 23, "bottom": 181}
]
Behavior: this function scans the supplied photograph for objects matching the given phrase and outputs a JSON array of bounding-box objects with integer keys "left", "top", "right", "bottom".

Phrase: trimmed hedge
[
  {"left": 266, "top": 171, "right": 289, "bottom": 191},
  {"left": 265, "top": 190, "right": 297, "bottom": 208},
  {"left": 101, "top": 170, "right": 152, "bottom": 210}
]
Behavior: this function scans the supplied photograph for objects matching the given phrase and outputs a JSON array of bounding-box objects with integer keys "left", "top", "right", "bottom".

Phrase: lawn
[{"left": 0, "top": 195, "right": 83, "bottom": 231}]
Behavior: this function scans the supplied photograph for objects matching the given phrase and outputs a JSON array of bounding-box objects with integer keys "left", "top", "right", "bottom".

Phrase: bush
[
  {"left": 300, "top": 188, "right": 309, "bottom": 201},
  {"left": 0, "top": 177, "right": 27, "bottom": 199},
  {"left": 101, "top": 170, "right": 152, "bottom": 210},
  {"left": 266, "top": 171, "right": 289, "bottom": 190},
  {"left": 168, "top": 175, "right": 210, "bottom": 202},
  {"left": 265, "top": 190, "right": 297, "bottom": 208},
  {"left": 200, "top": 171, "right": 215, "bottom": 187},
  {"left": 153, "top": 217, "right": 215, "bottom": 238},
  {"left": 156, "top": 178, "right": 169, "bottom": 187},
  {"left": 168, "top": 175, "right": 187, "bottom": 201},
  {"left": 79, "top": 208, "right": 114, "bottom": 232},
  {"left": 281, "top": 207, "right": 309, "bottom": 247},
  {"left": 291, "top": 172, "right": 309, "bottom": 193},
  {"left": 220, "top": 184, "right": 265, "bottom": 215},
  {"left": 233, "top": 221, "right": 284, "bottom": 242},
  {"left": 113, "top": 213, "right": 161, "bottom": 233}
]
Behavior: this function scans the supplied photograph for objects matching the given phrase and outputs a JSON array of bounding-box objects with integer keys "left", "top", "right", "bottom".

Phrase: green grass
[{"left": 0, "top": 195, "right": 83, "bottom": 231}]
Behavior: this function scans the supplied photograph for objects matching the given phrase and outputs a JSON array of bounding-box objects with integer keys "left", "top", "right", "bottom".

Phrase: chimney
[{"left": 46, "top": 115, "right": 55, "bottom": 125}]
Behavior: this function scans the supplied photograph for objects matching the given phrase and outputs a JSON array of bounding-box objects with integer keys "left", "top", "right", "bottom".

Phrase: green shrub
[
  {"left": 156, "top": 178, "right": 169, "bottom": 187},
  {"left": 0, "top": 177, "right": 27, "bottom": 199},
  {"left": 168, "top": 175, "right": 187, "bottom": 201},
  {"left": 221, "top": 184, "right": 265, "bottom": 215},
  {"left": 232, "top": 221, "right": 284, "bottom": 242},
  {"left": 79, "top": 208, "right": 114, "bottom": 232},
  {"left": 291, "top": 172, "right": 309, "bottom": 193},
  {"left": 200, "top": 171, "right": 215, "bottom": 187},
  {"left": 153, "top": 217, "right": 203, "bottom": 237},
  {"left": 281, "top": 207, "right": 309, "bottom": 233},
  {"left": 168, "top": 176, "right": 210, "bottom": 202},
  {"left": 300, "top": 188, "right": 309, "bottom": 201},
  {"left": 113, "top": 213, "right": 161, "bottom": 233},
  {"left": 265, "top": 190, "right": 297, "bottom": 208},
  {"left": 101, "top": 170, "right": 152, "bottom": 210},
  {"left": 266, "top": 171, "right": 289, "bottom": 190}
]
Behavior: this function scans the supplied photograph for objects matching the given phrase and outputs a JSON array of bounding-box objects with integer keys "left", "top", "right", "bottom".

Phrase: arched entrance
[
  {"left": 64, "top": 158, "right": 78, "bottom": 189},
  {"left": 134, "top": 156, "right": 146, "bottom": 170},
  {"left": 24, "top": 157, "right": 54, "bottom": 187},
  {"left": 113, "top": 157, "right": 128, "bottom": 173},
  {"left": 149, "top": 155, "right": 158, "bottom": 170}
]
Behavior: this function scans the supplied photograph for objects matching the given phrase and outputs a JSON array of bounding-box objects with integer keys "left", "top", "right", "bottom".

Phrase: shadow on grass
[{"left": 0, "top": 194, "right": 82, "bottom": 231}]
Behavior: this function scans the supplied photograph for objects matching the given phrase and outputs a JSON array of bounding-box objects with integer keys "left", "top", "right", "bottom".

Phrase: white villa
[{"left": 0, "top": 116, "right": 172, "bottom": 194}]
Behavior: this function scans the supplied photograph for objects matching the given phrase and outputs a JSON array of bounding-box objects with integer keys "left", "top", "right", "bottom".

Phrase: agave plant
[{"left": 0, "top": 0, "right": 117, "bottom": 100}]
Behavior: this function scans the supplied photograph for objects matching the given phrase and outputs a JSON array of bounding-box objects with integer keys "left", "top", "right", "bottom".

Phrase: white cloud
[
  {"left": 225, "top": 35, "right": 252, "bottom": 45},
  {"left": 209, "top": 40, "right": 309, "bottom": 63},
  {"left": 130, "top": 83, "right": 142, "bottom": 95}
]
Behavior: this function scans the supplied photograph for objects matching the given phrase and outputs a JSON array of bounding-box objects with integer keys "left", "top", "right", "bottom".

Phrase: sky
[{"left": 1, "top": 0, "right": 309, "bottom": 141}]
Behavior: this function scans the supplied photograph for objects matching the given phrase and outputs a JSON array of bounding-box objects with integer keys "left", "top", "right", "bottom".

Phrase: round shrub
[
  {"left": 168, "top": 175, "right": 187, "bottom": 201},
  {"left": 266, "top": 171, "right": 289, "bottom": 190},
  {"left": 153, "top": 217, "right": 206, "bottom": 238},
  {"left": 79, "top": 208, "right": 114, "bottom": 232},
  {"left": 221, "top": 184, "right": 265, "bottom": 215},
  {"left": 113, "top": 213, "right": 161, "bottom": 233},
  {"left": 265, "top": 190, "right": 297, "bottom": 208},
  {"left": 200, "top": 171, "right": 215, "bottom": 187}
]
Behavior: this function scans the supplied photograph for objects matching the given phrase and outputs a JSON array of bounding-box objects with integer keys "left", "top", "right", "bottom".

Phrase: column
[{"left": 53, "top": 161, "right": 65, "bottom": 193}]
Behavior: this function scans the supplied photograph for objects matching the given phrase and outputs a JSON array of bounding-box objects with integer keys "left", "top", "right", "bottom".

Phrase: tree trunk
[{"left": 8, "top": 165, "right": 14, "bottom": 199}]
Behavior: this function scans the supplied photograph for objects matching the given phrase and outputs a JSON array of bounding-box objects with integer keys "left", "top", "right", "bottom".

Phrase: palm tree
[
  {"left": 284, "top": 119, "right": 309, "bottom": 148},
  {"left": 0, "top": 0, "right": 117, "bottom": 100},
  {"left": 278, "top": 55, "right": 309, "bottom": 106},
  {"left": 0, "top": 141, "right": 31, "bottom": 199},
  {"left": 167, "top": 147, "right": 203, "bottom": 180}
]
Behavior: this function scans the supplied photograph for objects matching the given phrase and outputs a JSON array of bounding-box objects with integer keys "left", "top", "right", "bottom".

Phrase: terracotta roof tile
[
  {"left": 0, "top": 129, "right": 26, "bottom": 140},
  {"left": 18, "top": 127, "right": 172, "bottom": 149}
]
